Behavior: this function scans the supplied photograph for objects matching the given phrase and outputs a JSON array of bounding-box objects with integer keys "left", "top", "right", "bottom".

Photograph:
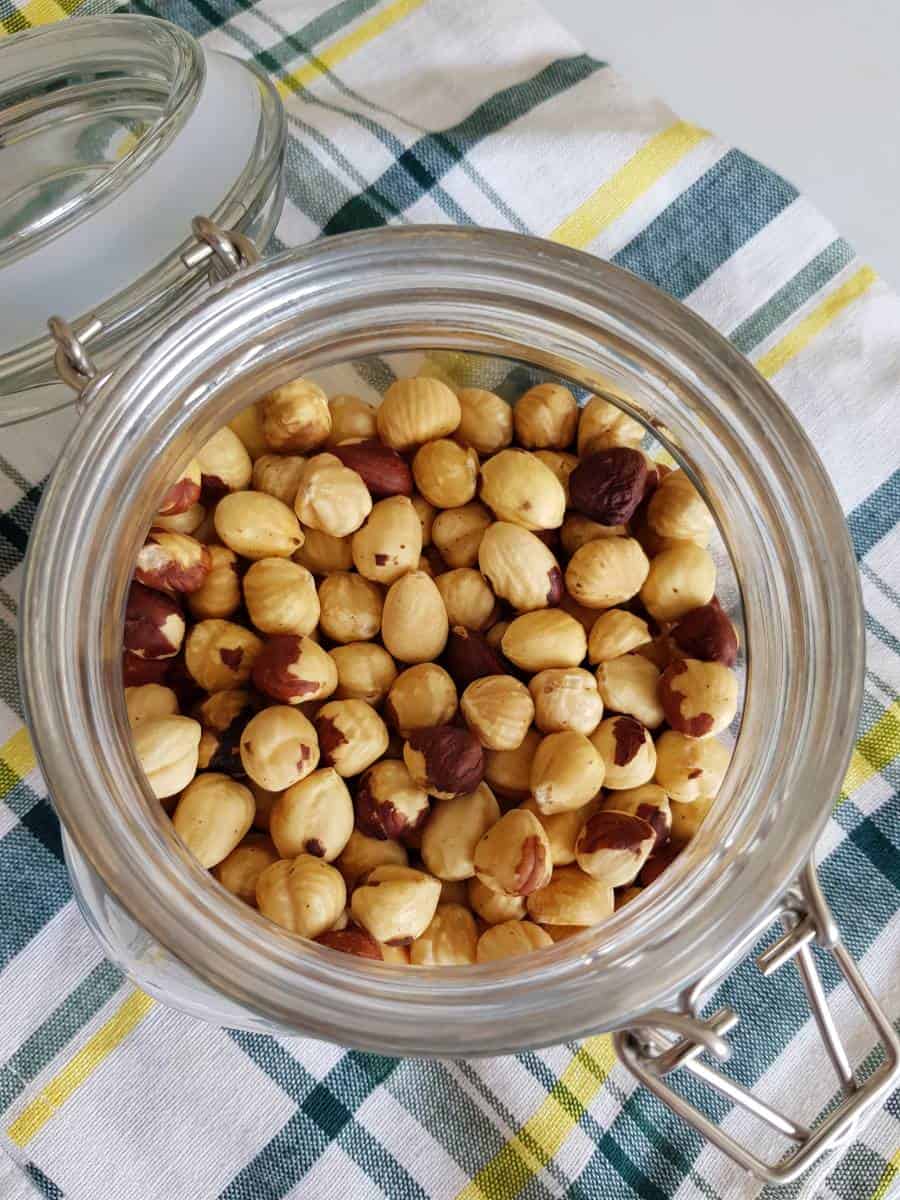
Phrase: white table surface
[{"left": 554, "top": 0, "right": 900, "bottom": 288}]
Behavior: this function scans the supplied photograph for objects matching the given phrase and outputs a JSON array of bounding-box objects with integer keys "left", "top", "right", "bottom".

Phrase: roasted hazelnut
[
  {"left": 243, "top": 558, "right": 320, "bottom": 636},
  {"left": 132, "top": 715, "right": 201, "bottom": 798},
  {"left": 172, "top": 772, "right": 255, "bottom": 868},
  {"left": 403, "top": 725, "right": 484, "bottom": 799},
  {"left": 187, "top": 545, "right": 242, "bottom": 621},
  {"left": 587, "top": 608, "right": 652, "bottom": 663},
  {"left": 476, "top": 920, "right": 553, "bottom": 961},
  {"left": 569, "top": 447, "right": 649, "bottom": 525},
  {"left": 195, "top": 426, "right": 253, "bottom": 497},
  {"left": 590, "top": 716, "right": 656, "bottom": 790},
  {"left": 480, "top": 449, "right": 566, "bottom": 531},
  {"left": 528, "top": 668, "right": 604, "bottom": 736},
  {"left": 513, "top": 383, "right": 578, "bottom": 450},
  {"left": 413, "top": 439, "right": 479, "bottom": 508},
  {"left": 326, "top": 394, "right": 377, "bottom": 446},
  {"left": 670, "top": 794, "right": 715, "bottom": 844},
  {"left": 647, "top": 470, "right": 713, "bottom": 545},
  {"left": 256, "top": 854, "right": 346, "bottom": 937},
  {"left": 330, "top": 642, "right": 397, "bottom": 704},
  {"left": 269, "top": 767, "right": 353, "bottom": 861},
  {"left": 251, "top": 453, "right": 307, "bottom": 506},
  {"left": 376, "top": 377, "right": 461, "bottom": 451},
  {"left": 185, "top": 619, "right": 262, "bottom": 692},
  {"left": 195, "top": 688, "right": 252, "bottom": 733},
  {"left": 483, "top": 727, "right": 541, "bottom": 802},
  {"left": 123, "top": 652, "right": 170, "bottom": 688},
  {"left": 317, "top": 571, "right": 383, "bottom": 643},
  {"left": 530, "top": 730, "right": 605, "bottom": 814},
  {"left": 602, "top": 784, "right": 671, "bottom": 849},
  {"left": 640, "top": 543, "right": 716, "bottom": 623},
  {"left": 315, "top": 925, "right": 383, "bottom": 960},
  {"left": 519, "top": 795, "right": 600, "bottom": 866},
  {"left": 335, "top": 828, "right": 408, "bottom": 888},
  {"left": 314, "top": 699, "right": 389, "bottom": 777},
  {"left": 213, "top": 833, "right": 279, "bottom": 905},
  {"left": 350, "top": 864, "right": 442, "bottom": 943},
  {"left": 252, "top": 634, "right": 338, "bottom": 704},
  {"left": 240, "top": 705, "right": 319, "bottom": 791},
  {"left": 671, "top": 600, "right": 738, "bottom": 666},
  {"left": 435, "top": 568, "right": 496, "bottom": 631},
  {"left": 260, "top": 378, "right": 332, "bottom": 452},
  {"left": 560, "top": 513, "right": 627, "bottom": 557},
  {"left": 293, "top": 527, "right": 354, "bottom": 575},
  {"left": 293, "top": 452, "right": 373, "bottom": 537},
  {"left": 356, "top": 759, "right": 430, "bottom": 840},
  {"left": 577, "top": 395, "right": 645, "bottom": 456},
  {"left": 442, "top": 627, "right": 508, "bottom": 690},
  {"left": 432, "top": 501, "right": 492, "bottom": 568},
  {"left": 214, "top": 491, "right": 304, "bottom": 560},
  {"left": 596, "top": 654, "right": 664, "bottom": 729},
  {"left": 473, "top": 808, "right": 552, "bottom": 896},
  {"left": 158, "top": 459, "right": 202, "bottom": 516},
  {"left": 467, "top": 877, "right": 525, "bottom": 924},
  {"left": 533, "top": 450, "right": 579, "bottom": 504},
  {"left": 526, "top": 864, "right": 614, "bottom": 925},
  {"left": 654, "top": 730, "right": 730, "bottom": 801},
  {"left": 125, "top": 683, "right": 178, "bottom": 727},
  {"left": 501, "top": 610, "right": 587, "bottom": 671},
  {"left": 478, "top": 522, "right": 562, "bottom": 612},
  {"left": 125, "top": 582, "right": 184, "bottom": 660},
  {"left": 382, "top": 570, "right": 449, "bottom": 663},
  {"left": 565, "top": 537, "right": 649, "bottom": 609},
  {"left": 420, "top": 782, "right": 500, "bottom": 880},
  {"left": 352, "top": 495, "right": 423, "bottom": 584},
  {"left": 455, "top": 387, "right": 512, "bottom": 455},
  {"left": 152, "top": 502, "right": 207, "bottom": 536},
  {"left": 410, "top": 903, "right": 478, "bottom": 965},
  {"left": 461, "top": 675, "right": 534, "bottom": 751},
  {"left": 135, "top": 531, "right": 211, "bottom": 594},
  {"left": 575, "top": 810, "right": 655, "bottom": 887},
  {"left": 658, "top": 658, "right": 737, "bottom": 738},
  {"left": 228, "top": 405, "right": 268, "bottom": 460}
]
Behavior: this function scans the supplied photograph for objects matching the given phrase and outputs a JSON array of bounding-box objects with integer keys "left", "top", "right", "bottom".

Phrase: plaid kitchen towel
[{"left": 1, "top": 1, "right": 899, "bottom": 1197}]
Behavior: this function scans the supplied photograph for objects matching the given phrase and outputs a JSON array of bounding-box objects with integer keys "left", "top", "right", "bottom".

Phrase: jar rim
[{"left": 20, "top": 227, "right": 864, "bottom": 1054}]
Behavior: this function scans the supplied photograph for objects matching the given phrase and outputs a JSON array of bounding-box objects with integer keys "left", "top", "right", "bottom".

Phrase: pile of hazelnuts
[{"left": 123, "top": 373, "right": 739, "bottom": 966}]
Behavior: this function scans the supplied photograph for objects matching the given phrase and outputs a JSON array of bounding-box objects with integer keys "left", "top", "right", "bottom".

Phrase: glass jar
[{"left": 19, "top": 227, "right": 898, "bottom": 1182}]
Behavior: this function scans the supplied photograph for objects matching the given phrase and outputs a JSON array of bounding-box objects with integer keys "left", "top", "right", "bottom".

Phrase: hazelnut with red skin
[
  {"left": 658, "top": 658, "right": 738, "bottom": 738},
  {"left": 575, "top": 810, "right": 656, "bottom": 887},
  {"left": 355, "top": 759, "right": 430, "bottom": 840},
  {"left": 135, "top": 531, "right": 211, "bottom": 594},
  {"left": 671, "top": 600, "right": 738, "bottom": 666},
  {"left": 124, "top": 582, "right": 185, "bottom": 660},
  {"left": 252, "top": 634, "right": 338, "bottom": 704},
  {"left": 331, "top": 440, "right": 413, "bottom": 496},
  {"left": 315, "top": 926, "right": 384, "bottom": 960},
  {"left": 402, "top": 725, "right": 485, "bottom": 799},
  {"left": 569, "top": 448, "right": 650, "bottom": 526},
  {"left": 441, "top": 627, "right": 509, "bottom": 690}
]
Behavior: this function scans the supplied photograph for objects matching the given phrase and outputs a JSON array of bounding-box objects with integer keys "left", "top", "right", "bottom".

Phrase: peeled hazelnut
[
  {"left": 240, "top": 705, "right": 319, "bottom": 791},
  {"left": 187, "top": 545, "right": 241, "bottom": 621},
  {"left": 484, "top": 728, "right": 541, "bottom": 802},
  {"left": 596, "top": 654, "right": 664, "bottom": 729},
  {"left": 476, "top": 920, "right": 553, "bottom": 961},
  {"left": 158, "top": 459, "right": 202, "bottom": 516},
  {"left": 228, "top": 405, "right": 268, "bottom": 460},
  {"left": 315, "top": 699, "right": 389, "bottom": 777},
  {"left": 243, "top": 558, "right": 320, "bottom": 636},
  {"left": 533, "top": 450, "right": 579, "bottom": 504},
  {"left": 126, "top": 683, "right": 178, "bottom": 727},
  {"left": 455, "top": 388, "right": 512, "bottom": 455},
  {"left": 558, "top": 591, "right": 602, "bottom": 636},
  {"left": 260, "top": 378, "right": 332, "bottom": 452},
  {"left": 123, "top": 652, "right": 170, "bottom": 688},
  {"left": 590, "top": 716, "right": 656, "bottom": 790},
  {"left": 530, "top": 731, "right": 605, "bottom": 814},
  {"left": 577, "top": 395, "right": 645, "bottom": 456},
  {"left": 647, "top": 470, "right": 714, "bottom": 545},
  {"left": 317, "top": 571, "right": 383, "bottom": 643},
  {"left": 640, "top": 543, "right": 715, "bottom": 622},
  {"left": 125, "top": 582, "right": 184, "bottom": 660},
  {"left": 315, "top": 925, "right": 383, "bottom": 960},
  {"left": 269, "top": 767, "right": 353, "bottom": 861},
  {"left": 195, "top": 426, "right": 253, "bottom": 497},
  {"left": 569, "top": 448, "right": 649, "bottom": 525},
  {"left": 335, "top": 827, "right": 408, "bottom": 888},
  {"left": 403, "top": 725, "right": 484, "bottom": 799},
  {"left": 330, "top": 642, "right": 397, "bottom": 704},
  {"left": 249, "top": 781, "right": 280, "bottom": 831},
  {"left": 528, "top": 668, "right": 604, "bottom": 736},
  {"left": 484, "top": 621, "right": 509, "bottom": 651},
  {"left": 252, "top": 634, "right": 338, "bottom": 704},
  {"left": 330, "top": 440, "right": 413, "bottom": 498},
  {"left": 152, "top": 502, "right": 206, "bottom": 535},
  {"left": 587, "top": 608, "right": 652, "bottom": 663},
  {"left": 435, "top": 568, "right": 496, "bottom": 631},
  {"left": 133, "top": 715, "right": 201, "bottom": 798},
  {"left": 386, "top": 663, "right": 457, "bottom": 736},
  {"left": 413, "top": 439, "right": 479, "bottom": 508},
  {"left": 213, "top": 833, "right": 279, "bottom": 905},
  {"left": 376, "top": 377, "right": 461, "bottom": 451},
  {"left": 172, "top": 772, "right": 255, "bottom": 868},
  {"left": 352, "top": 496, "right": 423, "bottom": 584},
  {"left": 467, "top": 877, "right": 525, "bottom": 924},
  {"left": 513, "top": 383, "right": 578, "bottom": 450},
  {"left": 565, "top": 537, "right": 649, "bottom": 609},
  {"left": 432, "top": 502, "right": 492, "bottom": 568},
  {"left": 420, "top": 782, "right": 500, "bottom": 880},
  {"left": 215, "top": 491, "right": 304, "bottom": 560},
  {"left": 326, "top": 395, "right": 377, "bottom": 447},
  {"left": 356, "top": 759, "right": 430, "bottom": 840},
  {"left": 501, "top": 610, "right": 587, "bottom": 672},
  {"left": 382, "top": 571, "right": 449, "bottom": 663},
  {"left": 670, "top": 794, "right": 715, "bottom": 844},
  {"left": 654, "top": 730, "right": 730, "bottom": 801},
  {"left": 257, "top": 854, "right": 346, "bottom": 937},
  {"left": 480, "top": 449, "right": 566, "bottom": 531},
  {"left": 195, "top": 688, "right": 252, "bottom": 733},
  {"left": 575, "top": 810, "right": 655, "bottom": 887},
  {"left": 410, "top": 494, "right": 436, "bottom": 546},
  {"left": 519, "top": 795, "right": 600, "bottom": 867},
  {"left": 602, "top": 784, "right": 671, "bottom": 850},
  {"left": 185, "top": 619, "right": 262, "bottom": 692},
  {"left": 659, "top": 658, "right": 738, "bottom": 737},
  {"left": 251, "top": 454, "right": 307, "bottom": 506},
  {"left": 439, "top": 878, "right": 469, "bottom": 905},
  {"left": 136, "top": 531, "right": 211, "bottom": 594},
  {"left": 560, "top": 514, "right": 627, "bottom": 557},
  {"left": 410, "top": 903, "right": 478, "bottom": 965},
  {"left": 478, "top": 522, "right": 562, "bottom": 612},
  {"left": 293, "top": 527, "right": 353, "bottom": 575},
  {"left": 460, "top": 675, "right": 534, "bottom": 752},
  {"left": 351, "top": 864, "right": 442, "bottom": 943},
  {"left": 441, "top": 627, "right": 508, "bottom": 690},
  {"left": 474, "top": 808, "right": 552, "bottom": 899},
  {"left": 671, "top": 600, "right": 738, "bottom": 666},
  {"left": 526, "top": 864, "right": 614, "bottom": 925},
  {"left": 293, "top": 452, "right": 373, "bottom": 537}
]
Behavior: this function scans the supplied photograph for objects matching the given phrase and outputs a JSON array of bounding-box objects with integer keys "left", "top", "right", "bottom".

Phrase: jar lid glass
[{"left": 0, "top": 15, "right": 286, "bottom": 424}]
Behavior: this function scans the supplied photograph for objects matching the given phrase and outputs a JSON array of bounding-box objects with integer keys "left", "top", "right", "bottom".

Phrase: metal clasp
[
  {"left": 181, "top": 215, "right": 260, "bottom": 280},
  {"left": 614, "top": 863, "right": 900, "bottom": 1184},
  {"left": 47, "top": 315, "right": 103, "bottom": 410}
]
